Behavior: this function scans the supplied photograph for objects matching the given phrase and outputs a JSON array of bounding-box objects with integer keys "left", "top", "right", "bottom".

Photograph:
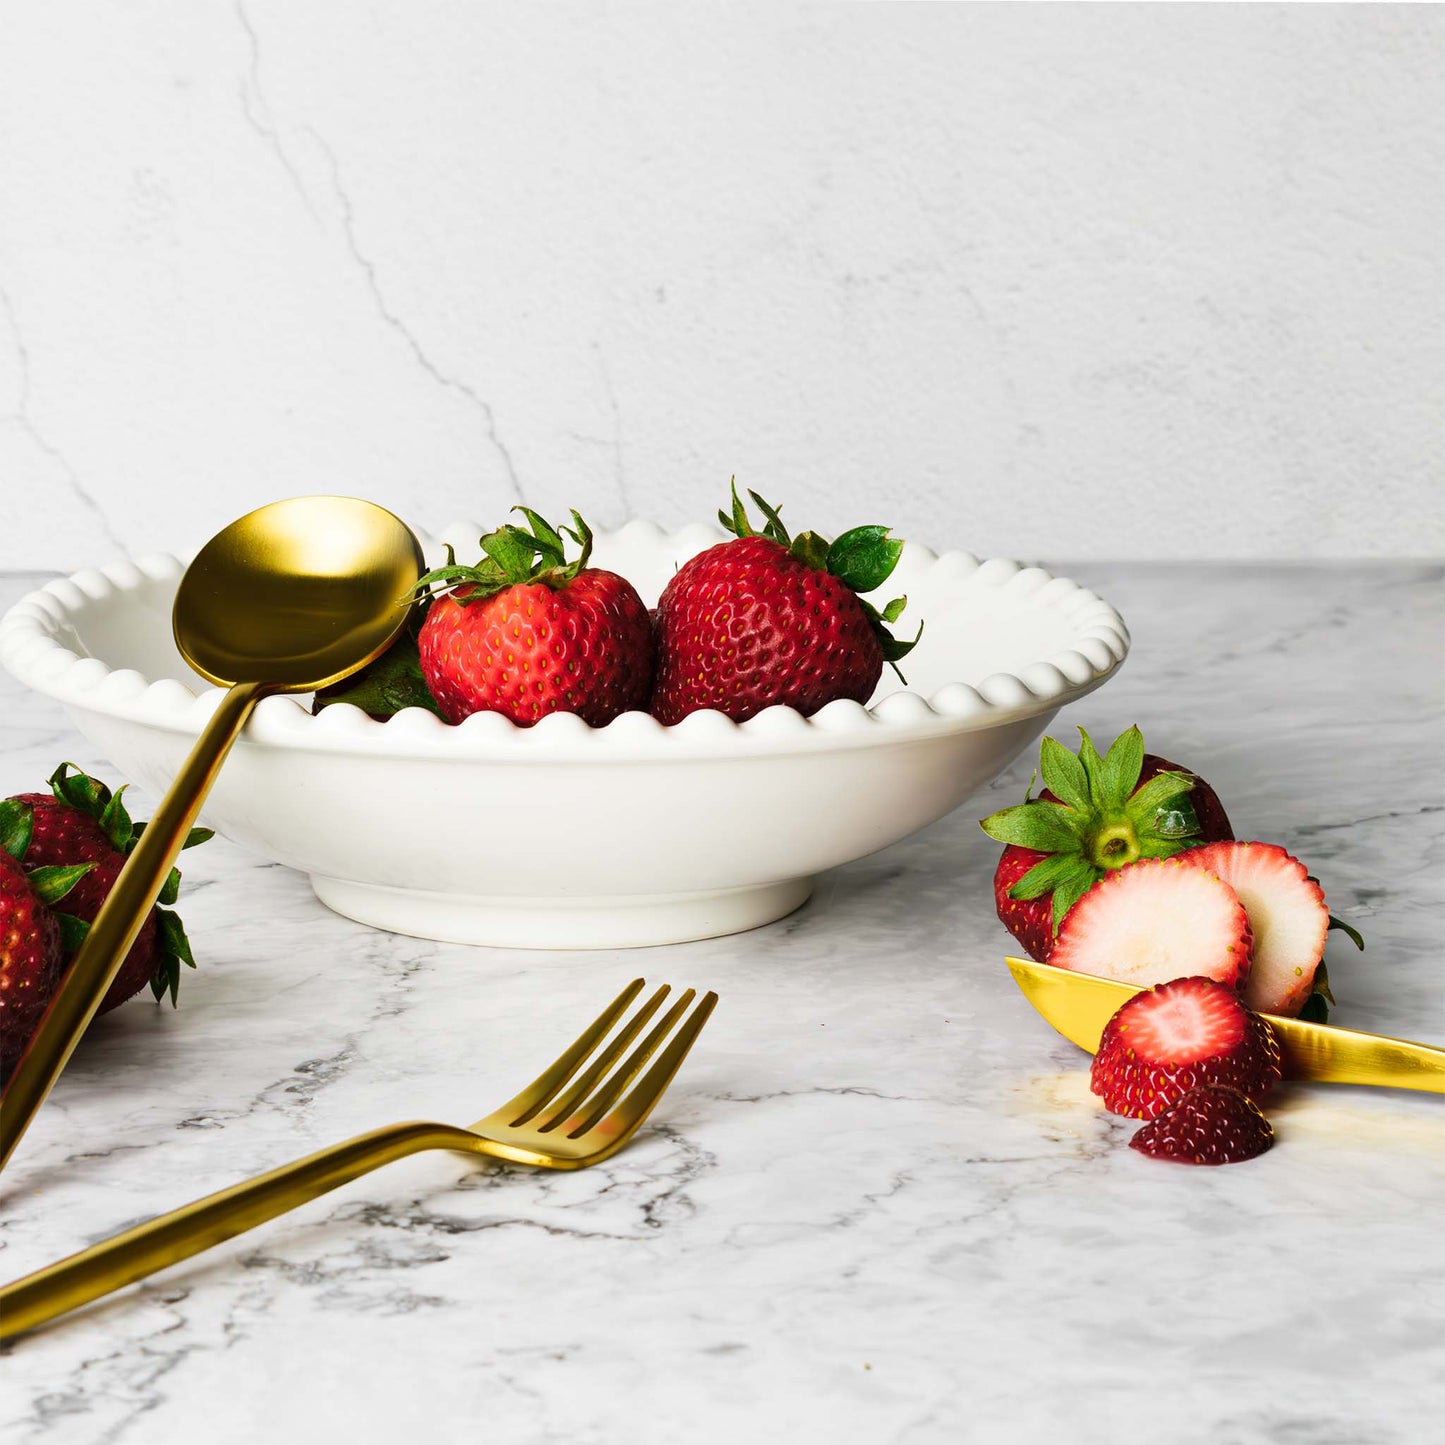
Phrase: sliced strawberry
[
  {"left": 1050, "top": 857, "right": 1253, "bottom": 991},
  {"left": 1180, "top": 842, "right": 1330, "bottom": 1017},
  {"left": 1090, "top": 975, "right": 1282, "bottom": 1119},
  {"left": 1129, "top": 1084, "right": 1274, "bottom": 1165}
]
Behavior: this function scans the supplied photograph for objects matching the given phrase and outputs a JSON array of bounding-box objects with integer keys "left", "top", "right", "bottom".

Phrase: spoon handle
[{"left": 0, "top": 682, "right": 266, "bottom": 1173}]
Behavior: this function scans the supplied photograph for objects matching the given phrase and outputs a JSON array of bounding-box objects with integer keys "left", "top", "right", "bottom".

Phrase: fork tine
[
  {"left": 528, "top": 984, "right": 672, "bottom": 1130},
  {"left": 541, "top": 988, "right": 693, "bottom": 1134},
  {"left": 569, "top": 989, "right": 718, "bottom": 1141},
  {"left": 489, "top": 977, "right": 646, "bottom": 1125}
]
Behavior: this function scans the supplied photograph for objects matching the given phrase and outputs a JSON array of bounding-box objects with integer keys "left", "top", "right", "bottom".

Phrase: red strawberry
[
  {"left": 1129, "top": 1084, "right": 1274, "bottom": 1165},
  {"left": 1178, "top": 841, "right": 1359, "bottom": 1019},
  {"left": 981, "top": 727, "right": 1234, "bottom": 961},
  {"left": 416, "top": 509, "right": 652, "bottom": 728},
  {"left": 8, "top": 764, "right": 210, "bottom": 1012},
  {"left": 1090, "top": 975, "right": 1282, "bottom": 1119},
  {"left": 649, "top": 484, "right": 921, "bottom": 725},
  {"left": 1051, "top": 856, "right": 1254, "bottom": 991},
  {"left": 0, "top": 805, "right": 93, "bottom": 1084}
]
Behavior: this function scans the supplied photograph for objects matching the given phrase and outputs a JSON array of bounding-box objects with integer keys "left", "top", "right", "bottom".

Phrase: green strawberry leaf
[
  {"left": 1135, "top": 834, "right": 1198, "bottom": 860},
  {"left": 56, "top": 913, "right": 90, "bottom": 953},
  {"left": 878, "top": 596, "right": 908, "bottom": 624},
  {"left": 1298, "top": 965, "right": 1335, "bottom": 1024},
  {"left": 789, "top": 529, "right": 830, "bottom": 572},
  {"left": 825, "top": 526, "right": 903, "bottom": 595},
  {"left": 480, "top": 524, "right": 541, "bottom": 579},
  {"left": 155, "top": 908, "right": 196, "bottom": 1007},
  {"left": 979, "top": 802, "right": 1083, "bottom": 852},
  {"left": 1050, "top": 868, "right": 1098, "bottom": 935},
  {"left": 721, "top": 478, "right": 754, "bottom": 538},
  {"left": 512, "top": 506, "right": 565, "bottom": 559},
  {"left": 1039, "top": 737, "right": 1091, "bottom": 812},
  {"left": 158, "top": 866, "right": 182, "bottom": 907},
  {"left": 29, "top": 862, "right": 94, "bottom": 907},
  {"left": 98, "top": 783, "right": 135, "bottom": 853},
  {"left": 719, "top": 481, "right": 792, "bottom": 545},
  {"left": 1123, "top": 771, "right": 1198, "bottom": 836},
  {"left": 48, "top": 762, "right": 109, "bottom": 819},
  {"left": 312, "top": 627, "right": 446, "bottom": 720},
  {"left": 1075, "top": 727, "right": 1108, "bottom": 806},
  {"left": 876, "top": 619, "right": 922, "bottom": 666},
  {"left": 562, "top": 509, "right": 594, "bottom": 570},
  {"left": 0, "top": 798, "right": 33, "bottom": 861},
  {"left": 130, "top": 822, "right": 215, "bottom": 851},
  {"left": 1098, "top": 726, "right": 1146, "bottom": 810},
  {"left": 412, "top": 562, "right": 496, "bottom": 597},
  {"left": 1149, "top": 798, "right": 1202, "bottom": 840},
  {"left": 1009, "top": 852, "right": 1096, "bottom": 903},
  {"left": 152, "top": 954, "right": 181, "bottom": 1006},
  {"left": 747, "top": 490, "right": 791, "bottom": 545},
  {"left": 1327, "top": 914, "right": 1365, "bottom": 950}
]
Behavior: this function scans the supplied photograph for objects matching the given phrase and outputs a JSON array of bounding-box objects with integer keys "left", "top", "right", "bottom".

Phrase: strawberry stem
[
  {"left": 1091, "top": 820, "right": 1140, "bottom": 868},
  {"left": 414, "top": 508, "right": 595, "bottom": 606}
]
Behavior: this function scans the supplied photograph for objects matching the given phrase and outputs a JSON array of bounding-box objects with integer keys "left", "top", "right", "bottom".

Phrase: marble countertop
[{"left": 1, "top": 562, "right": 1442, "bottom": 1443}]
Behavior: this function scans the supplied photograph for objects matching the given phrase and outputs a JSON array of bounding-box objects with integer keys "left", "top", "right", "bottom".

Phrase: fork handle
[{"left": 0, "top": 1120, "right": 476, "bottom": 1341}]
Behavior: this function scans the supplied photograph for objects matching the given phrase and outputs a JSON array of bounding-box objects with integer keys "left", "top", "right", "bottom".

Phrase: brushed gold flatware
[
  {"left": 0, "top": 498, "right": 424, "bottom": 1171},
  {"left": 0, "top": 978, "right": 717, "bottom": 1341},
  {"left": 1006, "top": 955, "right": 1445, "bottom": 1092}
]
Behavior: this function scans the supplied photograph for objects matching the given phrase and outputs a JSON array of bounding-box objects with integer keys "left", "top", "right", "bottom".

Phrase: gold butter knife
[{"left": 1005, "top": 956, "right": 1445, "bottom": 1093}]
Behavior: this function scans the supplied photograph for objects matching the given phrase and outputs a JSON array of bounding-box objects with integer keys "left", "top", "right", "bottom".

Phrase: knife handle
[{"left": 1274, "top": 1016, "right": 1445, "bottom": 1092}]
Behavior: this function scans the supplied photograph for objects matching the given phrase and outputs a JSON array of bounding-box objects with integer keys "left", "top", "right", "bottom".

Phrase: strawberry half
[
  {"left": 416, "top": 509, "right": 653, "bottom": 728},
  {"left": 1179, "top": 841, "right": 1359, "bottom": 1019},
  {"left": 1129, "top": 1084, "right": 1274, "bottom": 1166},
  {"left": 980, "top": 727, "right": 1234, "bottom": 961},
  {"left": 649, "top": 483, "right": 921, "bottom": 725},
  {"left": 1050, "top": 855, "right": 1253, "bottom": 992},
  {"left": 1090, "top": 975, "right": 1282, "bottom": 1119}
]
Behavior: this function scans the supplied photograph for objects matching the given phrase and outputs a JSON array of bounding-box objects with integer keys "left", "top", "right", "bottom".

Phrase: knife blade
[{"left": 1005, "top": 956, "right": 1445, "bottom": 1093}]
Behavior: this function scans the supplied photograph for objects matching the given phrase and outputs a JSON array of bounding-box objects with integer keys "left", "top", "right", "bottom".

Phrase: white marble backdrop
[{"left": 1, "top": 2, "right": 1442, "bottom": 570}]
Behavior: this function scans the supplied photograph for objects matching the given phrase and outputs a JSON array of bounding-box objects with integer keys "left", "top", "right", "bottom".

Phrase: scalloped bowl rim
[{"left": 0, "top": 519, "right": 1130, "bottom": 761}]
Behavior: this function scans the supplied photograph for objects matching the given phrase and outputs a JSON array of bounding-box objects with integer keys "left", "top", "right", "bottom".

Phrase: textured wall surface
[{"left": 0, "top": 2, "right": 1441, "bottom": 569}]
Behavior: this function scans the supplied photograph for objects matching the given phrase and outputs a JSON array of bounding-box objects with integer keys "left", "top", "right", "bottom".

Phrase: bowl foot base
[{"left": 309, "top": 875, "right": 814, "bottom": 949}]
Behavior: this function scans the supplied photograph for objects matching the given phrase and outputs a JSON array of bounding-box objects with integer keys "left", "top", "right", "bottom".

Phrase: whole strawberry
[
  {"left": 0, "top": 803, "right": 92, "bottom": 1083},
  {"left": 9, "top": 764, "right": 210, "bottom": 1011},
  {"left": 416, "top": 509, "right": 652, "bottom": 728},
  {"left": 650, "top": 484, "right": 921, "bottom": 725},
  {"left": 980, "top": 726, "right": 1234, "bottom": 961}
]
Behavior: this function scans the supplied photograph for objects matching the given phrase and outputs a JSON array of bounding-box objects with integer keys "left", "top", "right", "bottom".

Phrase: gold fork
[{"left": 0, "top": 978, "right": 717, "bottom": 1341}]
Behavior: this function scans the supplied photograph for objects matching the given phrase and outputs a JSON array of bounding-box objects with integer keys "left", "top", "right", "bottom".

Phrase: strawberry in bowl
[
  {"left": 651, "top": 485, "right": 919, "bottom": 724},
  {"left": 415, "top": 509, "right": 652, "bottom": 728}
]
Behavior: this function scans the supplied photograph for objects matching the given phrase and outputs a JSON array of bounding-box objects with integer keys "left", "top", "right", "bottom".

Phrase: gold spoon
[
  {"left": 0, "top": 497, "right": 424, "bottom": 1172},
  {"left": 1005, "top": 955, "right": 1445, "bottom": 1092}
]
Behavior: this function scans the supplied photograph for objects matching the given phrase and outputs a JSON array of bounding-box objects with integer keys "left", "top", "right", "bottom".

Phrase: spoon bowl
[{"left": 175, "top": 496, "right": 424, "bottom": 690}]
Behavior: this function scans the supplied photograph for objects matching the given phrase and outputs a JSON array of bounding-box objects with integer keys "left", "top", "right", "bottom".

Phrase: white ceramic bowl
[{"left": 0, "top": 521, "right": 1129, "bottom": 948}]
